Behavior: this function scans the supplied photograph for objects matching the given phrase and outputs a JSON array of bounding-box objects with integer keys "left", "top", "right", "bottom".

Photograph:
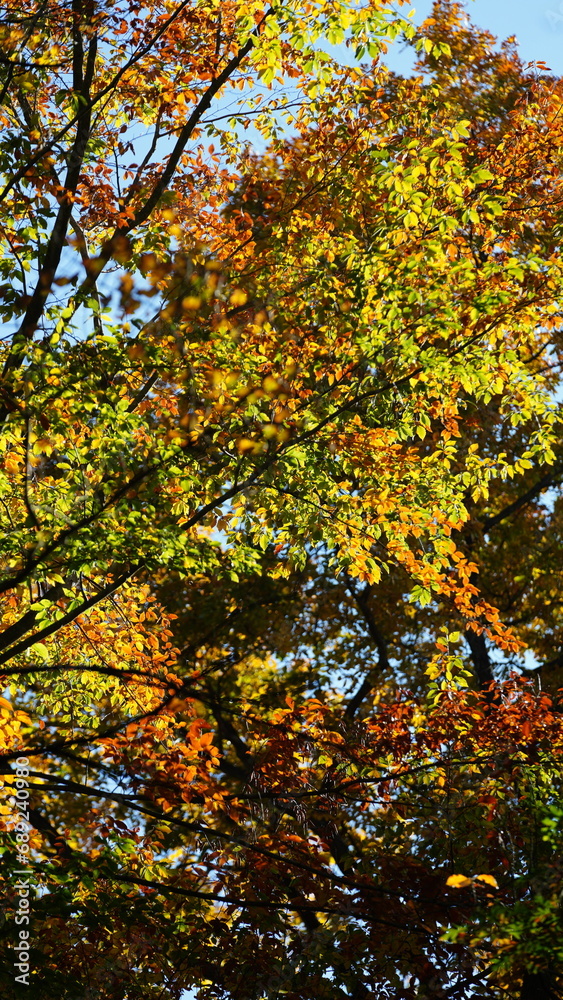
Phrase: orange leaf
[
  {"left": 475, "top": 874, "right": 498, "bottom": 888},
  {"left": 446, "top": 874, "right": 472, "bottom": 888}
]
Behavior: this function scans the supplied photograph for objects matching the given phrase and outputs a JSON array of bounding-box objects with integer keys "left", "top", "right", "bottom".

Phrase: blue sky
[{"left": 386, "top": 0, "right": 563, "bottom": 74}]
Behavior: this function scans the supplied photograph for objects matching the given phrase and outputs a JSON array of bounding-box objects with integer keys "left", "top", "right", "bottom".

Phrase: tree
[{"left": 1, "top": 0, "right": 563, "bottom": 996}]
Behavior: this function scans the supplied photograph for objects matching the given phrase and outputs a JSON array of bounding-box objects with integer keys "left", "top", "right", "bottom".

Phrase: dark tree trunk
[{"left": 465, "top": 629, "right": 494, "bottom": 689}]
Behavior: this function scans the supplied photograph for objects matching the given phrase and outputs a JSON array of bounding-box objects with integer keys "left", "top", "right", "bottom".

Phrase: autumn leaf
[{"left": 446, "top": 875, "right": 473, "bottom": 889}]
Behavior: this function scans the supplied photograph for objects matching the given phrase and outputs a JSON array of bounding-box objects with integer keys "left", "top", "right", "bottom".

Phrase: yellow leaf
[
  {"left": 4, "top": 455, "right": 21, "bottom": 473},
  {"left": 236, "top": 437, "right": 259, "bottom": 454},
  {"left": 33, "top": 438, "right": 53, "bottom": 455},
  {"left": 182, "top": 296, "right": 201, "bottom": 311},
  {"left": 446, "top": 874, "right": 472, "bottom": 888},
  {"left": 230, "top": 289, "right": 248, "bottom": 307},
  {"left": 475, "top": 874, "right": 498, "bottom": 888}
]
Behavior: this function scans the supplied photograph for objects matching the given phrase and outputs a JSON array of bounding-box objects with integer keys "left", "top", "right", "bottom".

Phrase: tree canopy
[{"left": 1, "top": 1, "right": 563, "bottom": 997}]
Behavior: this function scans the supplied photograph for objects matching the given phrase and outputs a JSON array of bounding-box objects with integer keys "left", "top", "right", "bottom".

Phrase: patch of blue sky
[{"left": 389, "top": 0, "right": 563, "bottom": 76}]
